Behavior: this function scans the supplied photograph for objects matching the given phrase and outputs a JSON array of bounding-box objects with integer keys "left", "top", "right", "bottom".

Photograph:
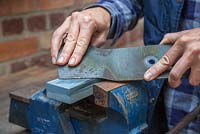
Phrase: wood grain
[
  {"left": 0, "top": 66, "right": 56, "bottom": 134},
  {"left": 93, "top": 81, "right": 126, "bottom": 107}
]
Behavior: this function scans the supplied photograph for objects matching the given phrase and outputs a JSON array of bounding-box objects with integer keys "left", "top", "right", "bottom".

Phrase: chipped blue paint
[
  {"left": 129, "top": 123, "right": 148, "bottom": 134},
  {"left": 108, "top": 80, "right": 165, "bottom": 133},
  {"left": 108, "top": 81, "right": 149, "bottom": 132},
  {"left": 9, "top": 79, "right": 165, "bottom": 134},
  {"left": 29, "top": 90, "right": 75, "bottom": 134}
]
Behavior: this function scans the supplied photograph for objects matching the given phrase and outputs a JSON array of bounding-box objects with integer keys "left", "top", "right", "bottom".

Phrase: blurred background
[{"left": 0, "top": 0, "right": 143, "bottom": 76}]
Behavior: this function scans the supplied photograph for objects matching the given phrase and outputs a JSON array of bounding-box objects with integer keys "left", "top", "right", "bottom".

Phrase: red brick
[
  {"left": 0, "top": 0, "right": 37, "bottom": 16},
  {"left": 2, "top": 18, "right": 24, "bottom": 36},
  {"left": 10, "top": 0, "right": 36, "bottom": 15},
  {"left": 0, "top": 0, "right": 11, "bottom": 16},
  {"left": 27, "top": 15, "right": 46, "bottom": 32},
  {"left": 0, "top": 24, "right": 2, "bottom": 37},
  {"left": 0, "top": 64, "right": 9, "bottom": 76},
  {"left": 50, "top": 12, "right": 65, "bottom": 29},
  {"left": 38, "top": 0, "right": 74, "bottom": 10},
  {"left": 11, "top": 53, "right": 54, "bottom": 73},
  {"left": 32, "top": 53, "right": 54, "bottom": 68},
  {"left": 0, "top": 37, "right": 38, "bottom": 62},
  {"left": 39, "top": 31, "right": 52, "bottom": 50},
  {"left": 11, "top": 60, "right": 30, "bottom": 73}
]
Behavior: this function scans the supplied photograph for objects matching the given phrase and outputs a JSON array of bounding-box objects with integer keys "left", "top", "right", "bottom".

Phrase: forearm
[{"left": 86, "top": 0, "right": 143, "bottom": 41}]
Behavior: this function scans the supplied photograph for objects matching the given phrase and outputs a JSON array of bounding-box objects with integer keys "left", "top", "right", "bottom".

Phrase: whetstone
[{"left": 46, "top": 78, "right": 100, "bottom": 104}]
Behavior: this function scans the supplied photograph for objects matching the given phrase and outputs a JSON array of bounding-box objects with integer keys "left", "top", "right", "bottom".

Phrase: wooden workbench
[{"left": 0, "top": 66, "right": 57, "bottom": 134}]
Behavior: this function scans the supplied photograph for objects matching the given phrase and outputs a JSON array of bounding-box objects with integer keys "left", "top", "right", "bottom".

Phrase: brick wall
[{"left": 0, "top": 0, "right": 143, "bottom": 76}]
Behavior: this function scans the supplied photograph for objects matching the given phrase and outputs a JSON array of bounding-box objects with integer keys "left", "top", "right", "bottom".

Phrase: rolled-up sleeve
[{"left": 85, "top": 0, "right": 143, "bottom": 42}]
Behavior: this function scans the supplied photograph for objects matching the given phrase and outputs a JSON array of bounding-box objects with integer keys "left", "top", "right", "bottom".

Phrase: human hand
[
  {"left": 51, "top": 7, "right": 111, "bottom": 66},
  {"left": 144, "top": 28, "right": 200, "bottom": 87}
]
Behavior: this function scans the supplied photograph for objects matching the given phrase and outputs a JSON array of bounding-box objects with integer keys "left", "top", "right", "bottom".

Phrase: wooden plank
[
  {"left": 9, "top": 86, "right": 41, "bottom": 104},
  {"left": 0, "top": 66, "right": 56, "bottom": 134},
  {"left": 93, "top": 81, "right": 126, "bottom": 107},
  {"left": 0, "top": 66, "right": 56, "bottom": 94}
]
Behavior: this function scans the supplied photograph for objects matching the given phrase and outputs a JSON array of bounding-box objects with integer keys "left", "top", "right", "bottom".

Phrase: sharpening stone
[{"left": 46, "top": 78, "right": 100, "bottom": 104}]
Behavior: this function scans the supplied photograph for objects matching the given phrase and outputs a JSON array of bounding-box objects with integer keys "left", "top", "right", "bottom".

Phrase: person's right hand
[{"left": 51, "top": 7, "right": 111, "bottom": 66}]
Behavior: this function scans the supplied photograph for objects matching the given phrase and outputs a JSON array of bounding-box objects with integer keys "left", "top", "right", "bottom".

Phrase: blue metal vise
[{"left": 9, "top": 78, "right": 164, "bottom": 134}]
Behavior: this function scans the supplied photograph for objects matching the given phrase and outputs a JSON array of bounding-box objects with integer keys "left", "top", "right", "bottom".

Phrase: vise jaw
[{"left": 9, "top": 78, "right": 163, "bottom": 134}]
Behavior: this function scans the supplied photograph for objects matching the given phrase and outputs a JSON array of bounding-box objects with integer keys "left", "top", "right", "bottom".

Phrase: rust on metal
[
  {"left": 114, "top": 93, "right": 128, "bottom": 123},
  {"left": 93, "top": 81, "right": 126, "bottom": 107},
  {"left": 125, "top": 90, "right": 139, "bottom": 104}
]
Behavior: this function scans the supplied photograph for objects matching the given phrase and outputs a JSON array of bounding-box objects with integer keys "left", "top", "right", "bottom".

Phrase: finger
[
  {"left": 51, "top": 17, "right": 71, "bottom": 64},
  {"left": 168, "top": 52, "right": 192, "bottom": 88},
  {"left": 160, "top": 33, "right": 181, "bottom": 44},
  {"left": 189, "top": 59, "right": 200, "bottom": 86},
  {"left": 160, "top": 30, "right": 189, "bottom": 44},
  {"left": 57, "top": 12, "right": 80, "bottom": 65},
  {"left": 144, "top": 44, "right": 183, "bottom": 81},
  {"left": 68, "top": 15, "right": 96, "bottom": 66}
]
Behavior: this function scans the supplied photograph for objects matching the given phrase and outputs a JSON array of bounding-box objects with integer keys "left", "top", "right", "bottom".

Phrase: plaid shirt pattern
[
  {"left": 89, "top": 0, "right": 200, "bottom": 133},
  {"left": 166, "top": 0, "right": 200, "bottom": 133}
]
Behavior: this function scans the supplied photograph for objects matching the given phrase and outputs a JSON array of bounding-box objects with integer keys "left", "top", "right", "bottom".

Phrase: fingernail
[
  {"left": 52, "top": 57, "right": 56, "bottom": 64},
  {"left": 58, "top": 56, "right": 64, "bottom": 63},
  {"left": 144, "top": 71, "right": 152, "bottom": 81},
  {"left": 69, "top": 57, "right": 76, "bottom": 65}
]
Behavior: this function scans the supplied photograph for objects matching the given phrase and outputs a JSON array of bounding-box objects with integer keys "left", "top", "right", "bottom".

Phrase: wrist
[{"left": 85, "top": 7, "right": 111, "bottom": 31}]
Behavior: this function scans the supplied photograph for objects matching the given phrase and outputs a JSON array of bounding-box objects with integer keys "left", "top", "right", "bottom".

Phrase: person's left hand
[{"left": 144, "top": 28, "right": 200, "bottom": 87}]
